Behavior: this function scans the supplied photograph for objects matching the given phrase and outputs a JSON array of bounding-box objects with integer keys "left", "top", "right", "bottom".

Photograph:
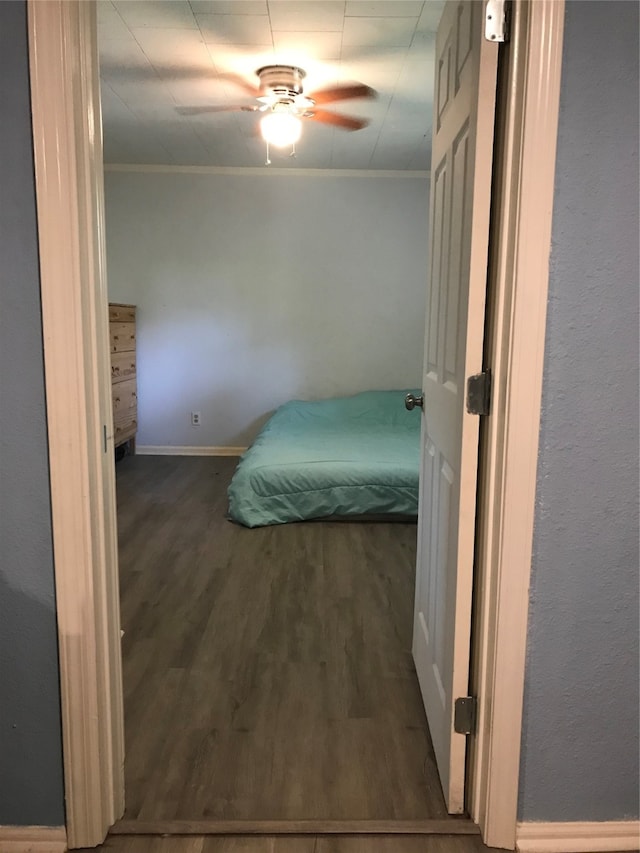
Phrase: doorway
[
  {"left": 28, "top": 0, "right": 565, "bottom": 848},
  {"left": 101, "top": 0, "right": 446, "bottom": 829}
]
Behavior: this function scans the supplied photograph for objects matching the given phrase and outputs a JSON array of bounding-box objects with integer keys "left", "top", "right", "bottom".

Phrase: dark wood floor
[
  {"left": 116, "top": 456, "right": 448, "bottom": 822},
  {"left": 78, "top": 834, "right": 493, "bottom": 853}
]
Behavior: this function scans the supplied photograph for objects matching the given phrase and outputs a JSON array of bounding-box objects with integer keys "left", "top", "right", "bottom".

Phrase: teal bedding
[{"left": 227, "top": 390, "right": 420, "bottom": 527}]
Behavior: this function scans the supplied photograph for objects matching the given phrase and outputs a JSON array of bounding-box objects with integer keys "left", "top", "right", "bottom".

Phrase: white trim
[
  {"left": 468, "top": 2, "right": 565, "bottom": 849},
  {"left": 136, "top": 445, "right": 247, "bottom": 457},
  {"left": 28, "top": 1, "right": 124, "bottom": 848},
  {"left": 34, "top": 0, "right": 565, "bottom": 847},
  {"left": 0, "top": 826, "right": 67, "bottom": 853},
  {"left": 104, "top": 163, "right": 429, "bottom": 179},
  {"left": 516, "top": 821, "right": 640, "bottom": 853}
]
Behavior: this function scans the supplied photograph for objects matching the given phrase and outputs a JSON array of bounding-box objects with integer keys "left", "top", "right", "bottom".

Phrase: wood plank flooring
[
  {"left": 77, "top": 834, "right": 493, "bottom": 853},
  {"left": 116, "top": 457, "right": 449, "bottom": 822}
]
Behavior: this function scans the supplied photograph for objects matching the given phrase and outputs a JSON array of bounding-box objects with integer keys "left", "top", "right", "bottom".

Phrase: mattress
[{"left": 227, "top": 390, "right": 421, "bottom": 527}]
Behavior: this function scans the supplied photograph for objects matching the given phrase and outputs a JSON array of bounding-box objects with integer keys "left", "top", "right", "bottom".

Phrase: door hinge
[
  {"left": 485, "top": 0, "right": 509, "bottom": 42},
  {"left": 454, "top": 696, "right": 478, "bottom": 735},
  {"left": 466, "top": 369, "right": 492, "bottom": 416}
]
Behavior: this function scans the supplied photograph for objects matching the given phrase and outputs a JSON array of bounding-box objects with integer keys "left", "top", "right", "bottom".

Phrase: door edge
[{"left": 467, "top": 1, "right": 565, "bottom": 848}]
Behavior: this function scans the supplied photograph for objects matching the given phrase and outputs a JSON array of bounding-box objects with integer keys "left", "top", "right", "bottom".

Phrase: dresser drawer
[
  {"left": 114, "top": 417, "right": 137, "bottom": 446},
  {"left": 110, "top": 322, "right": 136, "bottom": 354},
  {"left": 109, "top": 304, "right": 136, "bottom": 323},
  {"left": 111, "top": 350, "right": 136, "bottom": 382},
  {"left": 112, "top": 378, "right": 136, "bottom": 418},
  {"left": 109, "top": 303, "right": 137, "bottom": 450}
]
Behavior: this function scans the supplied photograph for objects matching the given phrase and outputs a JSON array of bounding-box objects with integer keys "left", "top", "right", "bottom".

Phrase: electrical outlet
[{"left": 191, "top": 411, "right": 201, "bottom": 426}]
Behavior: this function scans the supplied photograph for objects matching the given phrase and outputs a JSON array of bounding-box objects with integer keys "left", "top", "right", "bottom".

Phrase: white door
[{"left": 412, "top": 0, "right": 499, "bottom": 813}]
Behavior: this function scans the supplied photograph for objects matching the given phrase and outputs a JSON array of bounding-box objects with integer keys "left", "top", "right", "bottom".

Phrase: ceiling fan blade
[
  {"left": 308, "top": 83, "right": 376, "bottom": 105},
  {"left": 176, "top": 104, "right": 259, "bottom": 115},
  {"left": 308, "top": 109, "right": 370, "bottom": 131}
]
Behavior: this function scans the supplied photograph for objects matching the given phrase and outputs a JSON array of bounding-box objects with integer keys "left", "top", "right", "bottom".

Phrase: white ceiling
[{"left": 98, "top": 0, "right": 443, "bottom": 170}]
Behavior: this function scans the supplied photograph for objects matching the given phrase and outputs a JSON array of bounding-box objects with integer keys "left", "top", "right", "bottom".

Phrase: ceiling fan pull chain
[
  {"left": 290, "top": 141, "right": 297, "bottom": 159},
  {"left": 265, "top": 140, "right": 271, "bottom": 166}
]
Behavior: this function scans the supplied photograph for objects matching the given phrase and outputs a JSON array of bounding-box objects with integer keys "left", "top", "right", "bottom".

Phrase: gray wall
[
  {"left": 519, "top": 0, "right": 639, "bottom": 822},
  {"left": 105, "top": 171, "right": 429, "bottom": 448},
  {"left": 0, "top": 0, "right": 65, "bottom": 827}
]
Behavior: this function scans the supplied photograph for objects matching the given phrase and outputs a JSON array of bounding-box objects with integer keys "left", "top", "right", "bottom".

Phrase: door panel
[{"left": 413, "top": 0, "right": 498, "bottom": 814}]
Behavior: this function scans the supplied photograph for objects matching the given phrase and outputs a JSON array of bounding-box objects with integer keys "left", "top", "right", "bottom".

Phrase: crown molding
[{"left": 103, "top": 163, "right": 430, "bottom": 179}]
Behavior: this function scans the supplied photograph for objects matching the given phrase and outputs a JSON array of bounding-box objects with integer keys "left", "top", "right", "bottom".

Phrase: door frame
[
  {"left": 468, "top": 2, "right": 565, "bottom": 845},
  {"left": 28, "top": 1, "right": 124, "bottom": 848},
  {"left": 28, "top": 0, "right": 564, "bottom": 849}
]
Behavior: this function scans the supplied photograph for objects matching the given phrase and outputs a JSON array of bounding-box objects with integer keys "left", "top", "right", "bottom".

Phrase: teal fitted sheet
[{"left": 227, "top": 390, "right": 421, "bottom": 528}]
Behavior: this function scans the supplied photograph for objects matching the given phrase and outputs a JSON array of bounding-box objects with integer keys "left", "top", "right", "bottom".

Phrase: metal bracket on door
[
  {"left": 454, "top": 696, "right": 478, "bottom": 735},
  {"left": 466, "top": 370, "right": 492, "bottom": 416},
  {"left": 485, "top": 0, "right": 509, "bottom": 42},
  {"left": 103, "top": 424, "right": 114, "bottom": 453}
]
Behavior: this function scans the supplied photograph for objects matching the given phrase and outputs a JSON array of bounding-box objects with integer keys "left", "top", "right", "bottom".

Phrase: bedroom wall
[
  {"left": 104, "top": 170, "right": 429, "bottom": 448},
  {"left": 519, "top": 0, "right": 639, "bottom": 821},
  {"left": 0, "top": 0, "right": 65, "bottom": 826}
]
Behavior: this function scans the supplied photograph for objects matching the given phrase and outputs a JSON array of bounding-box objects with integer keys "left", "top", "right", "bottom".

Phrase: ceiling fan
[{"left": 176, "top": 65, "right": 376, "bottom": 158}]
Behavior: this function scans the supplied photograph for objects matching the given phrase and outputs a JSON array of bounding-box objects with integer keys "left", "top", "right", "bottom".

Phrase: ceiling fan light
[{"left": 260, "top": 112, "right": 302, "bottom": 147}]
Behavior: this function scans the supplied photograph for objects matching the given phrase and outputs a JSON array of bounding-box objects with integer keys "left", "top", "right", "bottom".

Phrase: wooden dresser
[{"left": 109, "top": 303, "right": 137, "bottom": 451}]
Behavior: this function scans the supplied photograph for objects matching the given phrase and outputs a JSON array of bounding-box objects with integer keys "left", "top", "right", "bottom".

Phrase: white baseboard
[
  {"left": 0, "top": 826, "right": 67, "bottom": 852},
  {"left": 516, "top": 820, "right": 640, "bottom": 853},
  {"left": 135, "top": 445, "right": 247, "bottom": 457}
]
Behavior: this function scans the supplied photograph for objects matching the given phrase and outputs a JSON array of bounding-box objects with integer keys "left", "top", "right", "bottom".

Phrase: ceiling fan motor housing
[{"left": 257, "top": 65, "right": 306, "bottom": 101}]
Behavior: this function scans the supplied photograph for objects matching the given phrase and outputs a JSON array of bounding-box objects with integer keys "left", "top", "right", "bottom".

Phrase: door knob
[{"left": 405, "top": 393, "right": 424, "bottom": 411}]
